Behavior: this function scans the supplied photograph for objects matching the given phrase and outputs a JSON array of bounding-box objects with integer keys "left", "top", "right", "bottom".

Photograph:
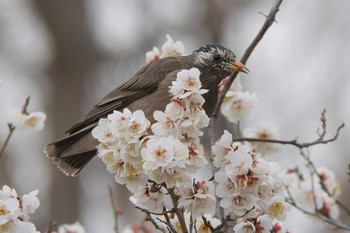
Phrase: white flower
[
  {"left": 165, "top": 98, "right": 185, "bottom": 119},
  {"left": 233, "top": 221, "right": 255, "bottom": 233},
  {"left": 177, "top": 181, "right": 216, "bottom": 218},
  {"left": 0, "top": 186, "right": 18, "bottom": 200},
  {"left": 170, "top": 68, "right": 202, "bottom": 98},
  {"left": 225, "top": 148, "right": 253, "bottom": 177},
  {"left": 221, "top": 91, "right": 257, "bottom": 123},
  {"left": 14, "top": 111, "right": 47, "bottom": 131},
  {"left": 92, "top": 118, "right": 114, "bottom": 143},
  {"left": 243, "top": 123, "right": 279, "bottom": 155},
  {"left": 58, "top": 221, "right": 86, "bottom": 233},
  {"left": 316, "top": 167, "right": 341, "bottom": 197},
  {"left": 126, "top": 110, "right": 150, "bottom": 140},
  {"left": 196, "top": 214, "right": 221, "bottom": 233},
  {"left": 0, "top": 198, "right": 20, "bottom": 225},
  {"left": 220, "top": 193, "right": 259, "bottom": 217},
  {"left": 151, "top": 110, "right": 180, "bottom": 137},
  {"left": 131, "top": 182, "right": 167, "bottom": 213},
  {"left": 107, "top": 109, "right": 129, "bottom": 139},
  {"left": 319, "top": 195, "right": 339, "bottom": 219},
  {"left": 214, "top": 171, "right": 236, "bottom": 198},
  {"left": 141, "top": 137, "right": 174, "bottom": 168},
  {"left": 161, "top": 34, "right": 185, "bottom": 58},
  {"left": 146, "top": 46, "right": 160, "bottom": 63},
  {"left": 270, "top": 220, "right": 291, "bottom": 233},
  {"left": 265, "top": 195, "right": 291, "bottom": 221},
  {"left": 256, "top": 215, "right": 273, "bottom": 233},
  {"left": 212, "top": 130, "right": 241, "bottom": 167},
  {"left": 20, "top": 190, "right": 40, "bottom": 221}
]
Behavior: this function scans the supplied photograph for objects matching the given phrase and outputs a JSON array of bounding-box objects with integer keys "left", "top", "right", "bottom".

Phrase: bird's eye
[{"left": 213, "top": 54, "right": 221, "bottom": 62}]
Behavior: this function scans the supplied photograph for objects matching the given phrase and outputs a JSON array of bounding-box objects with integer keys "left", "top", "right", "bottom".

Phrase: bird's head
[{"left": 192, "top": 44, "right": 249, "bottom": 76}]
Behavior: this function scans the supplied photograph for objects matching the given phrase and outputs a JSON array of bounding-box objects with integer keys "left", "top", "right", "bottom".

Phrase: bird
[{"left": 45, "top": 44, "right": 248, "bottom": 176}]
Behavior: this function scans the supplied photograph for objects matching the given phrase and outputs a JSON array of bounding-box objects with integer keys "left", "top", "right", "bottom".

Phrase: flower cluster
[
  {"left": 220, "top": 76, "right": 257, "bottom": 123},
  {"left": 92, "top": 67, "right": 212, "bottom": 216},
  {"left": 212, "top": 131, "right": 292, "bottom": 232},
  {"left": 285, "top": 167, "right": 341, "bottom": 220},
  {"left": 0, "top": 185, "right": 40, "bottom": 233},
  {"left": 145, "top": 34, "right": 185, "bottom": 63}
]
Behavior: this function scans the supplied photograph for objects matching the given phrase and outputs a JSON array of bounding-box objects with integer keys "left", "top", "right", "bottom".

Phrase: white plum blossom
[
  {"left": 19, "top": 190, "right": 40, "bottom": 221},
  {"left": 141, "top": 136, "right": 175, "bottom": 168},
  {"left": 315, "top": 166, "right": 341, "bottom": 197},
  {"left": 151, "top": 110, "right": 180, "bottom": 137},
  {"left": 195, "top": 214, "right": 221, "bottom": 233},
  {"left": 91, "top": 118, "right": 114, "bottom": 143},
  {"left": 244, "top": 123, "right": 279, "bottom": 154},
  {"left": 14, "top": 111, "right": 47, "bottom": 131},
  {"left": 0, "top": 197, "right": 20, "bottom": 225},
  {"left": 177, "top": 181, "right": 216, "bottom": 218},
  {"left": 212, "top": 130, "right": 241, "bottom": 167},
  {"left": 58, "top": 221, "right": 86, "bottom": 233},
  {"left": 146, "top": 46, "right": 160, "bottom": 63},
  {"left": 233, "top": 221, "right": 256, "bottom": 233},
  {"left": 221, "top": 91, "right": 257, "bottom": 123},
  {"left": 161, "top": 34, "right": 185, "bottom": 58},
  {"left": 130, "top": 182, "right": 167, "bottom": 213},
  {"left": 265, "top": 195, "right": 291, "bottom": 221},
  {"left": 220, "top": 193, "right": 259, "bottom": 217}
]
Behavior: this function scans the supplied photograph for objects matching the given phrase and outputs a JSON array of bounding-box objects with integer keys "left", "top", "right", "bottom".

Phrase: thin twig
[
  {"left": 0, "top": 123, "right": 16, "bottom": 160},
  {"left": 108, "top": 187, "right": 120, "bottom": 233},
  {"left": 145, "top": 213, "right": 166, "bottom": 233},
  {"left": 231, "top": 122, "right": 344, "bottom": 149},
  {"left": 163, "top": 210, "right": 177, "bottom": 233},
  {"left": 210, "top": 0, "right": 283, "bottom": 124},
  {"left": 135, "top": 206, "right": 175, "bottom": 216},
  {"left": 169, "top": 188, "right": 188, "bottom": 233},
  {"left": 22, "top": 96, "right": 31, "bottom": 115}
]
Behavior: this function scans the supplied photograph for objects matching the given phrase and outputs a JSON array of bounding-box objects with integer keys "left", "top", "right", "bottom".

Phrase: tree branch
[
  {"left": 210, "top": 0, "right": 283, "bottom": 125},
  {"left": 0, "top": 123, "right": 16, "bottom": 160},
  {"left": 231, "top": 110, "right": 344, "bottom": 149}
]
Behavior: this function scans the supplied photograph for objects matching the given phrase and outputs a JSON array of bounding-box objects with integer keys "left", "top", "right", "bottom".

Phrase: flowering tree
[{"left": 1, "top": 0, "right": 350, "bottom": 233}]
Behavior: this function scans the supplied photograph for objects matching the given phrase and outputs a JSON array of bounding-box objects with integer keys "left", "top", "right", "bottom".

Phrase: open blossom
[
  {"left": 141, "top": 136, "right": 175, "bottom": 167},
  {"left": 13, "top": 111, "right": 47, "bottom": 131},
  {"left": 244, "top": 123, "right": 279, "bottom": 154},
  {"left": 177, "top": 181, "right": 216, "bottom": 218},
  {"left": 315, "top": 166, "right": 341, "bottom": 197},
  {"left": 169, "top": 68, "right": 203, "bottom": 98},
  {"left": 221, "top": 91, "right": 257, "bottom": 123},
  {"left": 161, "top": 34, "right": 185, "bottom": 58},
  {"left": 265, "top": 195, "right": 291, "bottom": 221},
  {"left": 91, "top": 118, "right": 114, "bottom": 143},
  {"left": 212, "top": 130, "right": 241, "bottom": 167},
  {"left": 146, "top": 46, "right": 160, "bottom": 63},
  {"left": 130, "top": 182, "right": 167, "bottom": 213},
  {"left": 19, "top": 190, "right": 40, "bottom": 221},
  {"left": 0, "top": 197, "right": 20, "bottom": 225},
  {"left": 58, "top": 221, "right": 86, "bottom": 233},
  {"left": 220, "top": 193, "right": 259, "bottom": 217}
]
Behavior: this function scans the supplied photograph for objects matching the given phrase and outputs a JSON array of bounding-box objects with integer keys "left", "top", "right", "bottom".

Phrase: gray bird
[{"left": 45, "top": 44, "right": 248, "bottom": 176}]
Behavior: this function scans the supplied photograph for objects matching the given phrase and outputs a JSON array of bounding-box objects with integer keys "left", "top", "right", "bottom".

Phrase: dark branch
[
  {"left": 0, "top": 123, "right": 16, "bottom": 160},
  {"left": 210, "top": 0, "right": 283, "bottom": 123},
  {"left": 231, "top": 110, "right": 344, "bottom": 149}
]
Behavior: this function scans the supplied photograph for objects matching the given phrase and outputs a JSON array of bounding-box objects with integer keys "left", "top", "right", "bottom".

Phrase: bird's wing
[{"left": 66, "top": 56, "right": 186, "bottom": 134}]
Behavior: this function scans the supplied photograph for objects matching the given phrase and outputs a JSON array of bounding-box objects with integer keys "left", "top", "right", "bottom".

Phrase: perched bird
[{"left": 45, "top": 44, "right": 248, "bottom": 176}]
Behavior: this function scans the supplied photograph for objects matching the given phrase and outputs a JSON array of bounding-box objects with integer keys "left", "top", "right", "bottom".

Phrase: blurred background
[{"left": 0, "top": 0, "right": 349, "bottom": 232}]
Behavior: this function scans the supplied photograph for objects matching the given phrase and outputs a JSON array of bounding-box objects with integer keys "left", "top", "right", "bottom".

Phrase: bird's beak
[{"left": 231, "top": 60, "right": 249, "bottom": 74}]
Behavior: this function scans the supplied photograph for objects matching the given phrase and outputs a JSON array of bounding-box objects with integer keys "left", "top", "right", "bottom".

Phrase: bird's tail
[{"left": 45, "top": 124, "right": 98, "bottom": 176}]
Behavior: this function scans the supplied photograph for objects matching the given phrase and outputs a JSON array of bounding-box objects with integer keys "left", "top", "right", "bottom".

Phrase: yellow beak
[{"left": 231, "top": 60, "right": 249, "bottom": 74}]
